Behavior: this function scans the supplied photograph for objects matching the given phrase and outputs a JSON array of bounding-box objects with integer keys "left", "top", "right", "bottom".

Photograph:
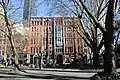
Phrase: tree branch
[{"left": 79, "top": 0, "right": 106, "bottom": 33}]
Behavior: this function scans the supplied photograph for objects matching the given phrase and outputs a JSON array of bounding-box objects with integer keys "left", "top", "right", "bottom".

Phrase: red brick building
[{"left": 26, "top": 17, "right": 84, "bottom": 64}]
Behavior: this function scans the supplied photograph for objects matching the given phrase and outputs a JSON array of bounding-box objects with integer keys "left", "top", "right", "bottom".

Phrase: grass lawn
[{"left": 0, "top": 64, "right": 5, "bottom": 68}]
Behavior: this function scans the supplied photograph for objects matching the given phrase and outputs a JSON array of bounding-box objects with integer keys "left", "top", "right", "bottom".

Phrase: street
[{"left": 0, "top": 66, "right": 97, "bottom": 80}]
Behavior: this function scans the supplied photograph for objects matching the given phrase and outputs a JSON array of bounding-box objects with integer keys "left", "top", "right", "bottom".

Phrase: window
[
  {"left": 32, "top": 27, "right": 33, "bottom": 31},
  {"left": 57, "top": 37, "right": 61, "bottom": 42},
  {"left": 32, "top": 21, "right": 34, "bottom": 25},
  {"left": 44, "top": 21, "right": 47, "bottom": 26},
  {"left": 59, "top": 48, "right": 62, "bottom": 52},
  {"left": 34, "top": 39, "right": 35, "bottom": 44},
  {"left": 3, "top": 39, "right": 6, "bottom": 44},
  {"left": 67, "top": 27, "right": 72, "bottom": 31},
  {"left": 64, "top": 27, "right": 66, "bottom": 31},
  {"left": 36, "top": 47, "right": 38, "bottom": 53},
  {"left": 56, "top": 48, "right": 57, "bottom": 52},
  {"left": 77, "top": 39, "right": 79, "bottom": 44},
  {"left": 49, "top": 33, "right": 52, "bottom": 37},
  {"left": 65, "top": 47, "right": 67, "bottom": 52},
  {"left": 65, "top": 38, "right": 66, "bottom": 44},
  {"left": 67, "top": 39, "right": 72, "bottom": 44},
  {"left": 58, "top": 27, "right": 61, "bottom": 31},
  {"left": 2, "top": 51, "right": 4, "bottom": 55},
  {"left": 0, "top": 39, "right": 2, "bottom": 44},
  {"left": 39, "top": 21, "right": 42, "bottom": 25},
  {"left": 49, "top": 39, "right": 52, "bottom": 44},
  {"left": 49, "top": 27, "right": 52, "bottom": 31},
  {"left": 4, "top": 35, "right": 6, "bottom": 38},
  {"left": 64, "top": 21, "right": 67, "bottom": 26},
  {"left": 68, "top": 47, "right": 73, "bottom": 52},
  {"left": 68, "top": 47, "right": 70, "bottom": 52},
  {"left": 37, "top": 21, "right": 39, "bottom": 25},
  {"left": 39, "top": 47, "right": 41, "bottom": 53},
  {"left": 34, "top": 47, "right": 35, "bottom": 53},
  {"left": 35, "top": 21, "right": 37, "bottom": 25},
  {"left": 31, "top": 47, "right": 33, "bottom": 53},
  {"left": 67, "top": 33, "right": 72, "bottom": 37},
  {"left": 31, "top": 39, "right": 33, "bottom": 44},
  {"left": 34, "top": 27, "right": 36, "bottom": 31}
]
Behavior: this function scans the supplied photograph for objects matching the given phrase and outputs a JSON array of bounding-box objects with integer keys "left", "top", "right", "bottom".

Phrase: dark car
[
  {"left": 0, "top": 56, "right": 5, "bottom": 68},
  {"left": 0, "top": 56, "right": 4, "bottom": 64}
]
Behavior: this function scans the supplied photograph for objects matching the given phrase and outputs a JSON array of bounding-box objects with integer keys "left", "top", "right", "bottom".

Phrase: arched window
[{"left": 67, "top": 27, "right": 72, "bottom": 31}]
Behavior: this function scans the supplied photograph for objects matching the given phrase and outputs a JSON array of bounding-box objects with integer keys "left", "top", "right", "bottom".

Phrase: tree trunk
[
  {"left": 93, "top": 50, "right": 100, "bottom": 69},
  {"left": 103, "top": 33, "right": 116, "bottom": 73},
  {"left": 103, "top": 0, "right": 116, "bottom": 73},
  {"left": 8, "top": 36, "right": 22, "bottom": 71}
]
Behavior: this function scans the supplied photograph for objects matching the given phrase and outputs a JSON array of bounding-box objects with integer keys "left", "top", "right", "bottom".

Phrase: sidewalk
[
  {"left": 3, "top": 66, "right": 120, "bottom": 79},
  {"left": 6, "top": 65, "right": 103, "bottom": 73},
  {"left": 0, "top": 67, "right": 95, "bottom": 79},
  {"left": 41, "top": 68, "right": 103, "bottom": 73}
]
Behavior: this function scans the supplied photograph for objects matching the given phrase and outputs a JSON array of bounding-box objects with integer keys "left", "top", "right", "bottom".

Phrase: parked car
[{"left": 0, "top": 56, "right": 5, "bottom": 68}]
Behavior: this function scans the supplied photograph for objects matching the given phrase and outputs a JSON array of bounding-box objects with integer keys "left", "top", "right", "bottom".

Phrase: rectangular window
[
  {"left": 32, "top": 27, "right": 33, "bottom": 31},
  {"left": 78, "top": 47, "right": 80, "bottom": 52},
  {"left": 68, "top": 47, "right": 73, "bottom": 52},
  {"left": 77, "top": 39, "right": 79, "bottom": 44},
  {"left": 0, "top": 39, "right": 2, "bottom": 44},
  {"left": 56, "top": 48, "right": 57, "bottom": 52},
  {"left": 67, "top": 33, "right": 72, "bottom": 37},
  {"left": 49, "top": 38, "right": 52, "bottom": 44},
  {"left": 65, "top": 47, "right": 67, "bottom": 52},
  {"left": 49, "top": 33, "right": 52, "bottom": 37},
  {"left": 34, "top": 27, "right": 36, "bottom": 31},
  {"left": 39, "top": 47, "right": 41, "bottom": 53},
  {"left": 34, "top": 39, "right": 35, "bottom": 44},
  {"left": 67, "top": 39, "right": 72, "bottom": 44},
  {"left": 68, "top": 47, "right": 70, "bottom": 52},
  {"left": 3, "top": 39, "right": 6, "bottom": 44},
  {"left": 59, "top": 48, "right": 62, "bottom": 52},
  {"left": 31, "top": 47, "right": 33, "bottom": 53},
  {"left": 34, "top": 47, "right": 35, "bottom": 53},
  {"left": 31, "top": 39, "right": 33, "bottom": 44},
  {"left": 35, "top": 21, "right": 37, "bottom": 25},
  {"left": 40, "top": 21, "right": 42, "bottom": 25},
  {"left": 37, "top": 21, "right": 39, "bottom": 25},
  {"left": 65, "top": 38, "right": 66, "bottom": 44},
  {"left": 36, "top": 47, "right": 38, "bottom": 53},
  {"left": 32, "top": 21, "right": 34, "bottom": 25},
  {"left": 58, "top": 48, "right": 59, "bottom": 52},
  {"left": 2, "top": 51, "right": 4, "bottom": 55}
]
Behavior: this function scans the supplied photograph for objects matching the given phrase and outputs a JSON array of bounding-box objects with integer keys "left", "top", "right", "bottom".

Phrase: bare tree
[
  {"left": 78, "top": 0, "right": 118, "bottom": 73},
  {"left": 50, "top": 0, "right": 119, "bottom": 74},
  {"left": 0, "top": 0, "right": 24, "bottom": 72},
  {"left": 49, "top": 0, "right": 106, "bottom": 69}
]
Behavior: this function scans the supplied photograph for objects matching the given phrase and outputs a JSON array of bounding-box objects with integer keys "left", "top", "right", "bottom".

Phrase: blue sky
[
  {"left": 9, "top": 0, "right": 49, "bottom": 22},
  {"left": 8, "top": 0, "right": 120, "bottom": 22}
]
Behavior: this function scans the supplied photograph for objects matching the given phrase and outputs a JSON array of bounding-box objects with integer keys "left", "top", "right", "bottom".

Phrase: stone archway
[{"left": 56, "top": 54, "right": 63, "bottom": 64}]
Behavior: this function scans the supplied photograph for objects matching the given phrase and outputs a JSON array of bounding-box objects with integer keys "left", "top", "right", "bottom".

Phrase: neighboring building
[
  {"left": 26, "top": 16, "right": 84, "bottom": 64},
  {"left": 0, "top": 18, "right": 26, "bottom": 63},
  {"left": 0, "top": 18, "right": 8, "bottom": 61},
  {"left": 23, "top": 0, "right": 37, "bottom": 20}
]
